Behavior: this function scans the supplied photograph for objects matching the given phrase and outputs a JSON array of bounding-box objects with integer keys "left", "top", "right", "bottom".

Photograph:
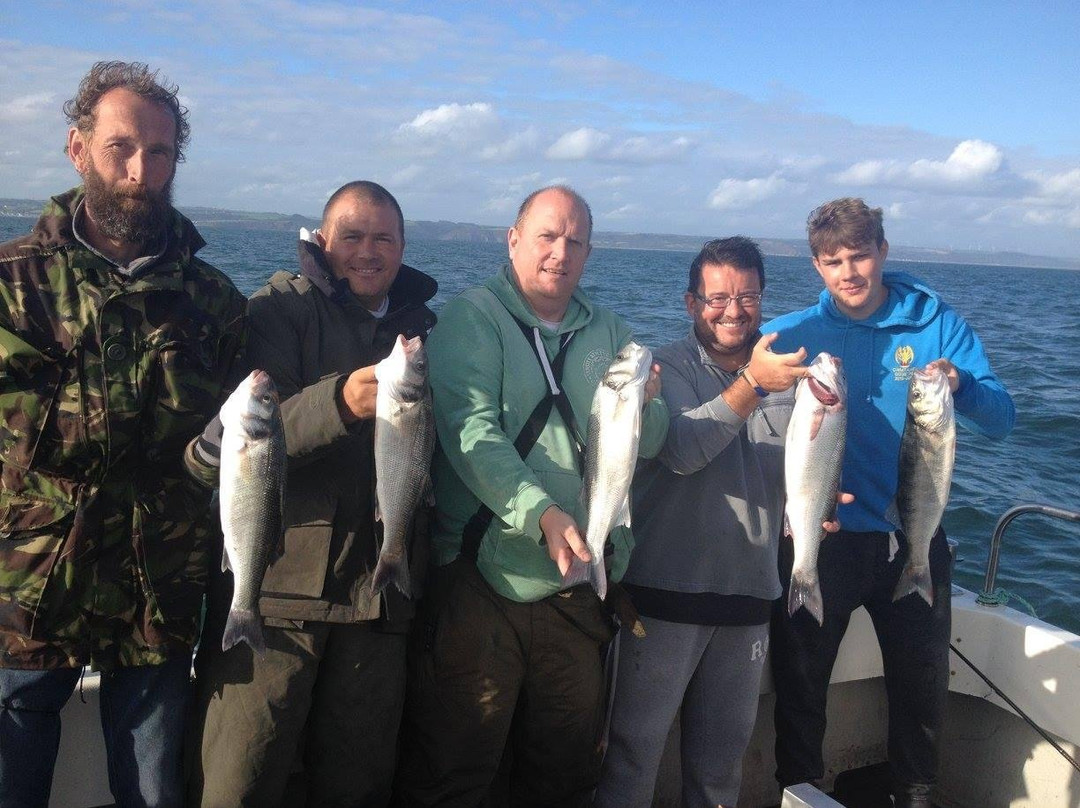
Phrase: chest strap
[{"left": 459, "top": 316, "right": 584, "bottom": 562}]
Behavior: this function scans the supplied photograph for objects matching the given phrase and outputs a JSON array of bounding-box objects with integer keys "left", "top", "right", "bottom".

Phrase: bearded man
[{"left": 0, "top": 61, "right": 245, "bottom": 807}]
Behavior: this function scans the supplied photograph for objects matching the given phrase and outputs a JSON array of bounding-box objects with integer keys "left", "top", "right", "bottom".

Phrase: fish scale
[
  {"left": 891, "top": 366, "right": 956, "bottom": 605},
  {"left": 219, "top": 369, "right": 287, "bottom": 655},
  {"left": 372, "top": 334, "right": 435, "bottom": 598},
  {"left": 565, "top": 341, "right": 652, "bottom": 600},
  {"left": 783, "top": 352, "right": 847, "bottom": 626}
]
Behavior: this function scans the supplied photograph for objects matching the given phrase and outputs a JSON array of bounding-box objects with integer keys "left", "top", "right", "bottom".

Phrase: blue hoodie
[{"left": 763, "top": 271, "right": 1015, "bottom": 533}]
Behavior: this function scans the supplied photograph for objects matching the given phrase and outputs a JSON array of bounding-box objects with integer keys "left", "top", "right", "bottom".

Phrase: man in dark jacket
[
  {"left": 186, "top": 181, "right": 437, "bottom": 808},
  {"left": 0, "top": 62, "right": 246, "bottom": 807}
]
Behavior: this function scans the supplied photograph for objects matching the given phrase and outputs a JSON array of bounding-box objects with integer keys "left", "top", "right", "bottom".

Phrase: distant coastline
[{"left": 3, "top": 198, "right": 1077, "bottom": 272}]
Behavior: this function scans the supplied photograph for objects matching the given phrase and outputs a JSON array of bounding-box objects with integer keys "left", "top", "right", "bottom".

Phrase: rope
[
  {"left": 949, "top": 642, "right": 1080, "bottom": 774},
  {"left": 975, "top": 587, "right": 1038, "bottom": 617}
]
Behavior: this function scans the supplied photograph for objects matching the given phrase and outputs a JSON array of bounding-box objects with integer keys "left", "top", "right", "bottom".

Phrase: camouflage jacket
[{"left": 0, "top": 188, "right": 246, "bottom": 670}]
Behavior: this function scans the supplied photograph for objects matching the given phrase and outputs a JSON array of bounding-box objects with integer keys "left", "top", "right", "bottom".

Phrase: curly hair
[{"left": 63, "top": 61, "right": 190, "bottom": 162}]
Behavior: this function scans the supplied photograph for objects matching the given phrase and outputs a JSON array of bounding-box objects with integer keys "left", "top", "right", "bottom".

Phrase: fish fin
[
  {"left": 888, "top": 531, "right": 900, "bottom": 562},
  {"left": 221, "top": 549, "right": 231, "bottom": 573},
  {"left": 371, "top": 554, "right": 412, "bottom": 599},
  {"left": 374, "top": 498, "right": 382, "bottom": 523},
  {"left": 784, "top": 513, "right": 792, "bottom": 538},
  {"left": 563, "top": 557, "right": 607, "bottom": 599},
  {"left": 892, "top": 564, "right": 934, "bottom": 606},
  {"left": 809, "top": 408, "right": 825, "bottom": 441},
  {"left": 221, "top": 608, "right": 266, "bottom": 655},
  {"left": 617, "top": 495, "right": 631, "bottom": 529},
  {"left": 788, "top": 571, "right": 824, "bottom": 626}
]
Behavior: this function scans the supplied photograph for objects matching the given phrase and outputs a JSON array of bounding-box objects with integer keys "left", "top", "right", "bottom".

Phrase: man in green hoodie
[{"left": 396, "top": 186, "right": 668, "bottom": 806}]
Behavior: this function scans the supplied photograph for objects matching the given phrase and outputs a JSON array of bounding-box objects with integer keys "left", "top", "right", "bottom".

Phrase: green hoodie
[{"left": 428, "top": 265, "right": 668, "bottom": 602}]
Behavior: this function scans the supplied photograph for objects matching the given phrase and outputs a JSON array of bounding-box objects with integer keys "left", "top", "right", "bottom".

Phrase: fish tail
[
  {"left": 892, "top": 564, "right": 934, "bottom": 606},
  {"left": 563, "top": 558, "right": 607, "bottom": 600},
  {"left": 788, "top": 572, "right": 824, "bottom": 626},
  {"left": 222, "top": 608, "right": 266, "bottom": 656},
  {"left": 371, "top": 555, "right": 412, "bottom": 598}
]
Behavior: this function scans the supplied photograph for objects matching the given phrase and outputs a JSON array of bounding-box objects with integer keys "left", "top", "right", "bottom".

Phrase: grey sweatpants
[{"left": 595, "top": 616, "right": 770, "bottom": 808}]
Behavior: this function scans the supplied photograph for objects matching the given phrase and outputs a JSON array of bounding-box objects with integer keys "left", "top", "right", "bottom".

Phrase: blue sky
[{"left": 2, "top": 0, "right": 1079, "bottom": 258}]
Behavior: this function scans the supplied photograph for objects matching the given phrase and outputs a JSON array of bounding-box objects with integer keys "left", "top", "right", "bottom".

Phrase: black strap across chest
[{"left": 459, "top": 313, "right": 585, "bottom": 562}]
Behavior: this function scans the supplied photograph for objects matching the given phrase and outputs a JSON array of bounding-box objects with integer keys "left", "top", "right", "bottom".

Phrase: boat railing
[{"left": 977, "top": 503, "right": 1080, "bottom": 605}]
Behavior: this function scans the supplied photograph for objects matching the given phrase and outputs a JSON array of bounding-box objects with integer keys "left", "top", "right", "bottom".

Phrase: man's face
[
  {"left": 318, "top": 195, "right": 404, "bottom": 310},
  {"left": 507, "top": 189, "right": 592, "bottom": 320},
  {"left": 686, "top": 262, "right": 763, "bottom": 369},
  {"left": 67, "top": 87, "right": 177, "bottom": 245},
  {"left": 812, "top": 241, "right": 889, "bottom": 320}
]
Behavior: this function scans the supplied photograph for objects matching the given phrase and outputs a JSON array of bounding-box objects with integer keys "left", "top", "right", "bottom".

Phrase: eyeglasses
[{"left": 691, "top": 292, "right": 763, "bottom": 309}]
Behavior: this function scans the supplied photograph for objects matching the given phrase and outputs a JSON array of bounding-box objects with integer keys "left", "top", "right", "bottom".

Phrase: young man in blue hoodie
[{"left": 764, "top": 198, "right": 1015, "bottom": 808}]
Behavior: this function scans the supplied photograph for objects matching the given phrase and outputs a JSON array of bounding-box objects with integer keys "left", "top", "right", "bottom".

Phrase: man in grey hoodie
[{"left": 595, "top": 237, "right": 814, "bottom": 808}]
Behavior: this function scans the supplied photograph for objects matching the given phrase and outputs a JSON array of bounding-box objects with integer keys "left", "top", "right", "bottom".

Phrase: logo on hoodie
[{"left": 893, "top": 345, "right": 916, "bottom": 381}]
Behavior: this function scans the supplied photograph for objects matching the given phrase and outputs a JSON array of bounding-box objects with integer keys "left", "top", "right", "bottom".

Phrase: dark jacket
[
  {"left": 245, "top": 237, "right": 437, "bottom": 625},
  {"left": 0, "top": 188, "right": 246, "bottom": 670}
]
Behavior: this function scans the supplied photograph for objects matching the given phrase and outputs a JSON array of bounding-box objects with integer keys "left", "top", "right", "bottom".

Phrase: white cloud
[
  {"left": 391, "top": 164, "right": 425, "bottom": 186},
  {"left": 1027, "top": 167, "right": 1080, "bottom": 200},
  {"left": 546, "top": 128, "right": 611, "bottom": 161},
  {"left": 399, "top": 102, "right": 498, "bottom": 136},
  {"left": 605, "top": 204, "right": 641, "bottom": 218},
  {"left": 480, "top": 128, "right": 541, "bottom": 161},
  {"left": 608, "top": 135, "right": 692, "bottom": 163},
  {"left": 835, "top": 159, "right": 899, "bottom": 185},
  {"left": 0, "top": 92, "right": 55, "bottom": 123},
  {"left": 908, "top": 139, "right": 1003, "bottom": 184},
  {"left": 835, "top": 140, "right": 1008, "bottom": 191},
  {"left": 707, "top": 173, "right": 791, "bottom": 210}
]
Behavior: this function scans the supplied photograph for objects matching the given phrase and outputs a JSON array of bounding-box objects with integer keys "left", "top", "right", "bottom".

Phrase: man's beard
[{"left": 82, "top": 157, "right": 174, "bottom": 247}]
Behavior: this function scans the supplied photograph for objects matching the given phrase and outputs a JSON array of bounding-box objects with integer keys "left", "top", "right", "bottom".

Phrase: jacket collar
[
  {"left": 296, "top": 234, "right": 438, "bottom": 315},
  {"left": 29, "top": 186, "right": 206, "bottom": 279}
]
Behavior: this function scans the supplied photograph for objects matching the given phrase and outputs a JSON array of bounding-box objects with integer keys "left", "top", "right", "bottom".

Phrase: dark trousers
[
  {"left": 0, "top": 658, "right": 191, "bottom": 808},
  {"left": 771, "top": 527, "right": 952, "bottom": 793},
  {"left": 395, "top": 560, "right": 615, "bottom": 808},
  {"left": 187, "top": 620, "right": 406, "bottom": 808}
]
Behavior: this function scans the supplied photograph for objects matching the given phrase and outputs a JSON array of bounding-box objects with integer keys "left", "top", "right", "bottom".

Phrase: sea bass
[
  {"left": 218, "top": 369, "right": 286, "bottom": 654},
  {"left": 784, "top": 353, "right": 847, "bottom": 626},
  {"left": 371, "top": 334, "right": 435, "bottom": 598},
  {"left": 565, "top": 341, "right": 653, "bottom": 601},
  {"left": 891, "top": 366, "right": 956, "bottom": 605}
]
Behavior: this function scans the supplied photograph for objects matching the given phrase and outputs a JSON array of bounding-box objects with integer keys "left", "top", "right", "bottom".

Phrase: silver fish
[
  {"left": 371, "top": 334, "right": 435, "bottom": 598},
  {"left": 891, "top": 366, "right": 956, "bottom": 605},
  {"left": 218, "top": 369, "right": 286, "bottom": 654},
  {"left": 565, "top": 341, "right": 652, "bottom": 601},
  {"left": 784, "top": 352, "right": 847, "bottom": 625}
]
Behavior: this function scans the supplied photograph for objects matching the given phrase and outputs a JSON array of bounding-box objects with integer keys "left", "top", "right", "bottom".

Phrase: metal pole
[{"left": 977, "top": 504, "right": 1080, "bottom": 605}]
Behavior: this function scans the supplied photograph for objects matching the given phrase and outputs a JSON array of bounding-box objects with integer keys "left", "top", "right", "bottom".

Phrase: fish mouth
[{"left": 808, "top": 376, "right": 839, "bottom": 405}]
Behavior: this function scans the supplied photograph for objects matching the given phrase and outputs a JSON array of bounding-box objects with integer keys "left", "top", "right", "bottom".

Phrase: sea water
[{"left": 2, "top": 216, "right": 1078, "bottom": 633}]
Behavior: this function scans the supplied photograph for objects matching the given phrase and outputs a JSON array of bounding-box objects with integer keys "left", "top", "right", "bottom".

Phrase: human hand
[
  {"left": 924, "top": 358, "right": 960, "bottom": 393},
  {"left": 539, "top": 505, "right": 591, "bottom": 576},
  {"left": 746, "top": 332, "right": 809, "bottom": 393},
  {"left": 337, "top": 364, "right": 378, "bottom": 423},
  {"left": 644, "top": 363, "right": 662, "bottom": 405},
  {"left": 823, "top": 491, "right": 855, "bottom": 533}
]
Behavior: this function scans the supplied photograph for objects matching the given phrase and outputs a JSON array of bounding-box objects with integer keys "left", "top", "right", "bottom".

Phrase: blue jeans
[{"left": 0, "top": 657, "right": 191, "bottom": 808}]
